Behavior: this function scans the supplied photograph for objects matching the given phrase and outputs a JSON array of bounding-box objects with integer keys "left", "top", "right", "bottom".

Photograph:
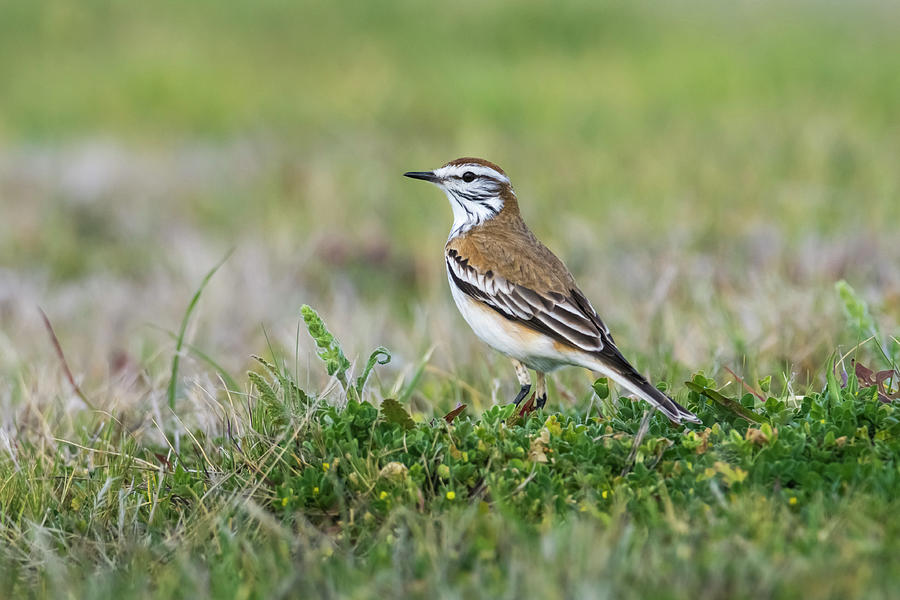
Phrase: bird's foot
[
  {"left": 536, "top": 394, "right": 547, "bottom": 410},
  {"left": 512, "top": 384, "right": 531, "bottom": 406}
]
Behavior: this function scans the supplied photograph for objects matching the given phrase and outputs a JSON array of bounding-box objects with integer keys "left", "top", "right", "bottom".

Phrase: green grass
[
  {"left": 2, "top": 0, "right": 900, "bottom": 597},
  {"left": 2, "top": 304, "right": 898, "bottom": 598}
]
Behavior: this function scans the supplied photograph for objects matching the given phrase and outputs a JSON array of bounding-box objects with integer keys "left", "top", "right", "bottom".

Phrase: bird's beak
[{"left": 403, "top": 171, "right": 439, "bottom": 183}]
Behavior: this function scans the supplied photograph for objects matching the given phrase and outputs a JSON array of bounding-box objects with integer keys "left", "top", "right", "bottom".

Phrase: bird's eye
[{"left": 462, "top": 171, "right": 476, "bottom": 183}]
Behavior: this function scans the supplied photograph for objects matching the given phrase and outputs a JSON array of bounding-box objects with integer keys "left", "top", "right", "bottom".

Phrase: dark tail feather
[
  {"left": 587, "top": 348, "right": 700, "bottom": 425},
  {"left": 622, "top": 368, "right": 700, "bottom": 424}
]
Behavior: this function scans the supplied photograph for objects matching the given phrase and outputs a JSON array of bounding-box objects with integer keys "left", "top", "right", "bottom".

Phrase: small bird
[{"left": 404, "top": 157, "right": 700, "bottom": 425}]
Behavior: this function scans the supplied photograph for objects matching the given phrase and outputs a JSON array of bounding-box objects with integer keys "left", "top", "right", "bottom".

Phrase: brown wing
[{"left": 446, "top": 244, "right": 614, "bottom": 354}]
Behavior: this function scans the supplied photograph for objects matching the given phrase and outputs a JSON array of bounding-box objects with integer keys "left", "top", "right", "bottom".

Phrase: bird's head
[{"left": 404, "top": 157, "right": 516, "bottom": 237}]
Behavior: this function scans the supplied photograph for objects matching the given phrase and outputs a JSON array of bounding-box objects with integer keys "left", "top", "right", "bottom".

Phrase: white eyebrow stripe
[{"left": 435, "top": 164, "right": 509, "bottom": 184}]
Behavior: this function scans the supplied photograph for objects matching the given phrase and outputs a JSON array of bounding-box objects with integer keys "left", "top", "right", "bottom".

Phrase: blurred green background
[
  {"left": 2, "top": 4, "right": 900, "bottom": 596},
  {"left": 1, "top": 0, "right": 898, "bottom": 406}
]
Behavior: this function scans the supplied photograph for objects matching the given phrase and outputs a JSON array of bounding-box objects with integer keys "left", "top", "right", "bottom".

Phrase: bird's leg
[
  {"left": 511, "top": 359, "right": 531, "bottom": 406},
  {"left": 535, "top": 372, "right": 547, "bottom": 409}
]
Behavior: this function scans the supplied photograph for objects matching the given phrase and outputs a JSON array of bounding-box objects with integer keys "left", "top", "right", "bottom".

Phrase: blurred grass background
[
  {"left": 1, "top": 1, "right": 900, "bottom": 597},
  {"left": 1, "top": 0, "right": 899, "bottom": 412}
]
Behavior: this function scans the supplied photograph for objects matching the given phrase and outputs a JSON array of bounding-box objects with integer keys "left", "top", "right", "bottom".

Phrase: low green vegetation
[
  {"left": 3, "top": 1, "right": 900, "bottom": 597},
  {"left": 2, "top": 302, "right": 897, "bottom": 598}
]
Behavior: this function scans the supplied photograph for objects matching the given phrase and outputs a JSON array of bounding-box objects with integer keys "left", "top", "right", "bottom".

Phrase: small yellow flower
[
  {"left": 602, "top": 490, "right": 609, "bottom": 499},
  {"left": 379, "top": 491, "right": 388, "bottom": 500},
  {"left": 789, "top": 497, "right": 798, "bottom": 505},
  {"left": 322, "top": 462, "right": 330, "bottom": 472},
  {"left": 313, "top": 486, "right": 319, "bottom": 495},
  {"left": 281, "top": 497, "right": 289, "bottom": 507},
  {"left": 446, "top": 491, "right": 456, "bottom": 500}
]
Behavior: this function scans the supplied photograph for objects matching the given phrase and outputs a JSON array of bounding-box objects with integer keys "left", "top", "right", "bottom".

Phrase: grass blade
[
  {"left": 39, "top": 307, "right": 96, "bottom": 410},
  {"left": 684, "top": 380, "right": 764, "bottom": 424},
  {"left": 167, "top": 250, "right": 233, "bottom": 410}
]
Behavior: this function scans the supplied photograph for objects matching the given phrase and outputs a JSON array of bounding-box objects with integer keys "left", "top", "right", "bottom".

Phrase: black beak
[{"left": 403, "top": 171, "right": 439, "bottom": 183}]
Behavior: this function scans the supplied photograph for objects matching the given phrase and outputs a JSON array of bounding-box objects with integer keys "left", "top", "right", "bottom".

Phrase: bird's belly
[{"left": 448, "top": 277, "right": 571, "bottom": 372}]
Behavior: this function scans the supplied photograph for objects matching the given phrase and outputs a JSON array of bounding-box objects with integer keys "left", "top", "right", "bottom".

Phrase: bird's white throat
[{"left": 444, "top": 192, "right": 504, "bottom": 239}]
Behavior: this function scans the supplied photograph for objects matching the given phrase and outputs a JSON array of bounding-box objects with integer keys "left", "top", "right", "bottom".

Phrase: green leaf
[
  {"left": 381, "top": 398, "right": 414, "bottom": 430},
  {"left": 592, "top": 377, "right": 610, "bottom": 400}
]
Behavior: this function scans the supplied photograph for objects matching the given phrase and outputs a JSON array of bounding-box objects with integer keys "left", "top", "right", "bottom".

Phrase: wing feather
[{"left": 446, "top": 252, "right": 611, "bottom": 353}]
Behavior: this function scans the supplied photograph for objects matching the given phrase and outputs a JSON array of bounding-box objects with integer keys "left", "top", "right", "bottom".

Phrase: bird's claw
[{"left": 512, "top": 384, "right": 531, "bottom": 406}]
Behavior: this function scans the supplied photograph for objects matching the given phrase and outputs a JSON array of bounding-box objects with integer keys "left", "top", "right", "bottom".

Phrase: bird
[{"left": 403, "top": 157, "right": 700, "bottom": 425}]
